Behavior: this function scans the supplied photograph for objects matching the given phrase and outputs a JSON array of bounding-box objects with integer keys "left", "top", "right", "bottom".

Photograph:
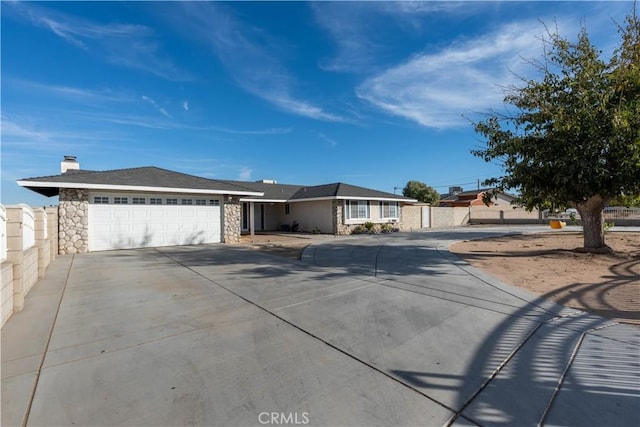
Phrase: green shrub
[
  {"left": 351, "top": 225, "right": 367, "bottom": 234},
  {"left": 380, "top": 223, "right": 394, "bottom": 233}
]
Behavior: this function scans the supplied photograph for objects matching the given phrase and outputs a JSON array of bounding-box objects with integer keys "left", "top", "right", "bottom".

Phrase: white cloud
[
  {"left": 141, "top": 96, "right": 172, "bottom": 118},
  {"left": 183, "top": 100, "right": 189, "bottom": 111},
  {"left": 317, "top": 132, "right": 337, "bottom": 147},
  {"left": 10, "top": 2, "right": 191, "bottom": 81},
  {"left": 237, "top": 167, "right": 252, "bottom": 181},
  {"left": 356, "top": 22, "right": 548, "bottom": 129},
  {"left": 7, "top": 78, "right": 131, "bottom": 103},
  {"left": 312, "top": 2, "right": 468, "bottom": 73},
  {"left": 178, "top": 2, "right": 344, "bottom": 122}
]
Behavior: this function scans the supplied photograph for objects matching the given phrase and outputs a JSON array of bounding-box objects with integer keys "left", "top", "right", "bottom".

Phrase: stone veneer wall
[
  {"left": 332, "top": 200, "right": 348, "bottom": 235},
  {"left": 223, "top": 197, "right": 242, "bottom": 243},
  {"left": 59, "top": 188, "right": 89, "bottom": 254}
]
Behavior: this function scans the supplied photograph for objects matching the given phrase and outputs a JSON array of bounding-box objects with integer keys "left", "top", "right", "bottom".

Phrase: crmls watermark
[{"left": 258, "top": 412, "right": 310, "bottom": 425}]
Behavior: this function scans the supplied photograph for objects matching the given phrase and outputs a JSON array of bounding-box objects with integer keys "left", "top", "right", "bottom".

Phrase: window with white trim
[
  {"left": 166, "top": 198, "right": 178, "bottom": 205},
  {"left": 195, "top": 199, "right": 207, "bottom": 206},
  {"left": 379, "top": 202, "right": 399, "bottom": 219},
  {"left": 181, "top": 199, "right": 193, "bottom": 205},
  {"left": 114, "top": 197, "right": 128, "bottom": 204},
  {"left": 93, "top": 196, "right": 109, "bottom": 204},
  {"left": 209, "top": 200, "right": 220, "bottom": 206},
  {"left": 149, "top": 198, "right": 162, "bottom": 205},
  {"left": 345, "top": 200, "right": 370, "bottom": 220},
  {"left": 132, "top": 197, "right": 146, "bottom": 205}
]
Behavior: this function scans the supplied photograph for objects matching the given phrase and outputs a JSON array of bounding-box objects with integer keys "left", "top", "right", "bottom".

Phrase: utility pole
[{"left": 394, "top": 186, "right": 402, "bottom": 195}]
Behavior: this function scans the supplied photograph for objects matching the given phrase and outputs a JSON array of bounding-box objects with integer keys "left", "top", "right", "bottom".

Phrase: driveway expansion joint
[
  {"left": 21, "top": 254, "right": 75, "bottom": 427},
  {"left": 155, "top": 247, "right": 461, "bottom": 418}
]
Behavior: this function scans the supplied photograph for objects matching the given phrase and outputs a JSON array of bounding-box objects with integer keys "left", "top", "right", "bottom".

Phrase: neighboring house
[
  {"left": 17, "top": 156, "right": 415, "bottom": 254},
  {"left": 438, "top": 188, "right": 516, "bottom": 207}
]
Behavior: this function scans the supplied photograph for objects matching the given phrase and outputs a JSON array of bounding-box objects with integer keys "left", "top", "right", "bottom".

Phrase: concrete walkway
[{"left": 2, "top": 226, "right": 639, "bottom": 426}]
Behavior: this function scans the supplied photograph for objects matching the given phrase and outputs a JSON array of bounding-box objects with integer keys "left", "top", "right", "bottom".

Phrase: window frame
[
  {"left": 345, "top": 200, "right": 370, "bottom": 220},
  {"left": 379, "top": 201, "right": 399, "bottom": 219},
  {"left": 93, "top": 196, "right": 109, "bottom": 204}
]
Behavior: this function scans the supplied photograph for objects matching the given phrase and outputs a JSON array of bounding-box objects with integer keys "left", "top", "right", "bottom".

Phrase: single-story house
[
  {"left": 17, "top": 156, "right": 416, "bottom": 254},
  {"left": 438, "top": 188, "right": 516, "bottom": 208}
]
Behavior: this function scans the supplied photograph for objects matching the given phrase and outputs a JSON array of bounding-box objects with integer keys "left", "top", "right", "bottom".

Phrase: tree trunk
[{"left": 575, "top": 195, "right": 607, "bottom": 250}]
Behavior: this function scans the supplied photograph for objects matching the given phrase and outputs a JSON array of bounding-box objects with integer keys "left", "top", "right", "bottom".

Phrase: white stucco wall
[{"left": 288, "top": 200, "right": 333, "bottom": 233}]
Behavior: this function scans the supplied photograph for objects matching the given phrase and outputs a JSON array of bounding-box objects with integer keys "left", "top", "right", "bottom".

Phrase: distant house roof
[
  {"left": 17, "top": 166, "right": 415, "bottom": 202},
  {"left": 438, "top": 188, "right": 516, "bottom": 207}
]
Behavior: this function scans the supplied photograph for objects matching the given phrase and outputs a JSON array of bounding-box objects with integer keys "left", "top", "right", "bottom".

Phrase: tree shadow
[{"left": 538, "top": 256, "right": 640, "bottom": 324}]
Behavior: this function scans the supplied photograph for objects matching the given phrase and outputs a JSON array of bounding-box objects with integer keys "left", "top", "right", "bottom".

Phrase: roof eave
[
  {"left": 288, "top": 195, "right": 416, "bottom": 203},
  {"left": 16, "top": 180, "right": 264, "bottom": 197}
]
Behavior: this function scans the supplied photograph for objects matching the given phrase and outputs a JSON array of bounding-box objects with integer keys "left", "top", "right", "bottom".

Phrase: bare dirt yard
[
  {"left": 240, "top": 231, "right": 639, "bottom": 326},
  {"left": 239, "top": 233, "right": 316, "bottom": 259},
  {"left": 450, "top": 231, "right": 640, "bottom": 326}
]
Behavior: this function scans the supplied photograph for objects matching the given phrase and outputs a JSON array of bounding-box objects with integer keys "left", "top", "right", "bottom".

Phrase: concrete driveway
[{"left": 2, "top": 227, "right": 639, "bottom": 426}]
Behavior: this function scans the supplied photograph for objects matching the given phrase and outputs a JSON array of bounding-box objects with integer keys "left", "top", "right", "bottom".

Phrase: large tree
[
  {"left": 473, "top": 9, "right": 640, "bottom": 250},
  {"left": 403, "top": 180, "right": 440, "bottom": 205}
]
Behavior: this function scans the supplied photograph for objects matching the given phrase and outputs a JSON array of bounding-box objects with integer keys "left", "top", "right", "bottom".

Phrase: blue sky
[{"left": 1, "top": 1, "right": 634, "bottom": 206}]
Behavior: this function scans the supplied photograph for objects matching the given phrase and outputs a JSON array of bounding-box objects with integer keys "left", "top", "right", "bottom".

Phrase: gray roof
[
  {"left": 18, "top": 166, "right": 414, "bottom": 202},
  {"left": 289, "top": 182, "right": 412, "bottom": 201},
  {"left": 235, "top": 181, "right": 412, "bottom": 202},
  {"left": 18, "top": 167, "right": 261, "bottom": 197},
  {"left": 219, "top": 181, "right": 303, "bottom": 200}
]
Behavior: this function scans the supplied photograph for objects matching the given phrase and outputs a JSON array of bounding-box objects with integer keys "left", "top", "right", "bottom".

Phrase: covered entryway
[{"left": 88, "top": 196, "right": 221, "bottom": 251}]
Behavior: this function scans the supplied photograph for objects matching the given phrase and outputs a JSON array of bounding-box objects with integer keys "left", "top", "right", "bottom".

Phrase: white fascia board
[
  {"left": 288, "top": 196, "right": 416, "bottom": 203},
  {"left": 239, "top": 198, "right": 288, "bottom": 203},
  {"left": 16, "top": 180, "right": 263, "bottom": 197},
  {"left": 335, "top": 196, "right": 417, "bottom": 202}
]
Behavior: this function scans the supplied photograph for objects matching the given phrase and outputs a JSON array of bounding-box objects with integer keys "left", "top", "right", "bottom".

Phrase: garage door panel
[{"left": 88, "top": 205, "right": 221, "bottom": 251}]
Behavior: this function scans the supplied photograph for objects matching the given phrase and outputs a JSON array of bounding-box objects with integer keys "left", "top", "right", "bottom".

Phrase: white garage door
[{"left": 88, "top": 202, "right": 221, "bottom": 251}]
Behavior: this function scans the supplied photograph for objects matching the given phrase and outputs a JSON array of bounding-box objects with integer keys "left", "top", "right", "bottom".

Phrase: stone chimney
[{"left": 61, "top": 156, "right": 79, "bottom": 173}]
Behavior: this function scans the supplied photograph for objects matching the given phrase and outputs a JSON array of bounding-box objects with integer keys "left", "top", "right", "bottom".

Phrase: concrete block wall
[
  {"left": 22, "top": 247, "right": 39, "bottom": 299},
  {"left": 469, "top": 206, "right": 543, "bottom": 224},
  {"left": 34, "top": 208, "right": 51, "bottom": 277},
  {"left": 399, "top": 204, "right": 424, "bottom": 231},
  {"left": 1, "top": 205, "right": 56, "bottom": 328},
  {"left": 431, "top": 207, "right": 470, "bottom": 228},
  {"left": 47, "top": 206, "right": 59, "bottom": 260},
  {"left": 0, "top": 205, "right": 6, "bottom": 262},
  {"left": 1, "top": 262, "right": 13, "bottom": 327}
]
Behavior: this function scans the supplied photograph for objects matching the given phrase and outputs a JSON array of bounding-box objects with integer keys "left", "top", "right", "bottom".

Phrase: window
[
  {"left": 93, "top": 196, "right": 109, "bottom": 204},
  {"left": 181, "top": 199, "right": 193, "bottom": 205},
  {"left": 195, "top": 199, "right": 207, "bottom": 206},
  {"left": 380, "top": 202, "right": 399, "bottom": 219},
  {"left": 166, "top": 198, "right": 178, "bottom": 205},
  {"left": 149, "top": 198, "right": 162, "bottom": 205},
  {"left": 209, "top": 199, "right": 220, "bottom": 206},
  {"left": 285, "top": 203, "right": 290, "bottom": 215},
  {"left": 345, "top": 200, "right": 370, "bottom": 220},
  {"left": 114, "top": 197, "right": 128, "bottom": 204},
  {"left": 132, "top": 197, "right": 146, "bottom": 205}
]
